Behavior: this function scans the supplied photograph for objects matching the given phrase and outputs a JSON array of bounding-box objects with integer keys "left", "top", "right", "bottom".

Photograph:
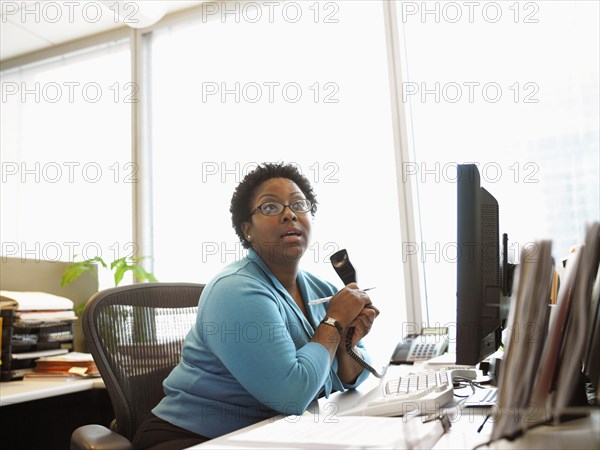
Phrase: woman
[{"left": 133, "top": 163, "right": 379, "bottom": 449}]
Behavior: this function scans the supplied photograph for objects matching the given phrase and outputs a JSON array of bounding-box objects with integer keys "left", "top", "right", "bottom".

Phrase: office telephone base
[{"left": 339, "top": 365, "right": 478, "bottom": 417}]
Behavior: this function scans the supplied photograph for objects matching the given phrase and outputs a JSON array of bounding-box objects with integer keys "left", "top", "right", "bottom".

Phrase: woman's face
[{"left": 242, "top": 177, "right": 312, "bottom": 267}]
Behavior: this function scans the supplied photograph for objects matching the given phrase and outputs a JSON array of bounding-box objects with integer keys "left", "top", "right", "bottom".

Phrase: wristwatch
[{"left": 320, "top": 316, "right": 343, "bottom": 334}]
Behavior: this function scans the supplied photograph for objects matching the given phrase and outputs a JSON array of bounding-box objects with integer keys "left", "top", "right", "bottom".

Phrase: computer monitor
[{"left": 456, "top": 164, "right": 510, "bottom": 366}]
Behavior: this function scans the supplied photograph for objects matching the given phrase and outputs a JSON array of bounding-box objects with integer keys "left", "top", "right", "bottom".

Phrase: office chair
[{"left": 70, "top": 282, "right": 204, "bottom": 450}]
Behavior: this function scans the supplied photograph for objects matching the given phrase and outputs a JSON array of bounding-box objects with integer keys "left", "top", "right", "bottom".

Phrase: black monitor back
[{"left": 456, "top": 164, "right": 503, "bottom": 366}]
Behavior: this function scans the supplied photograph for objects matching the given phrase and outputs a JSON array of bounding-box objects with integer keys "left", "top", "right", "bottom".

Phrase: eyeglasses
[{"left": 253, "top": 199, "right": 313, "bottom": 216}]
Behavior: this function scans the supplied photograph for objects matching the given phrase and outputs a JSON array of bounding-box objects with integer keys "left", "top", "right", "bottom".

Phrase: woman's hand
[
  {"left": 325, "top": 283, "right": 372, "bottom": 329},
  {"left": 342, "top": 303, "right": 380, "bottom": 347},
  {"left": 330, "top": 286, "right": 379, "bottom": 384},
  {"left": 312, "top": 283, "right": 379, "bottom": 377}
]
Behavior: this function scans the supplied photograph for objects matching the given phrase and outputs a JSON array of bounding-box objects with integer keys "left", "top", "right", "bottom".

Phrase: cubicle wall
[{"left": 0, "top": 257, "right": 99, "bottom": 352}]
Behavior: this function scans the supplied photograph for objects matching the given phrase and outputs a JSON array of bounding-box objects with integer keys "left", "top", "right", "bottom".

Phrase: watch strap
[{"left": 320, "top": 316, "right": 343, "bottom": 334}]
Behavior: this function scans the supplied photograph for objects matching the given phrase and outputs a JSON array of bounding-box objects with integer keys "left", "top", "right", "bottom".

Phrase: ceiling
[{"left": 0, "top": 1, "right": 204, "bottom": 62}]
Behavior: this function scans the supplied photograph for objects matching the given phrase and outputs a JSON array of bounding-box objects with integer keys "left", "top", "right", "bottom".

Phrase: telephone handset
[
  {"left": 330, "top": 249, "right": 356, "bottom": 286},
  {"left": 390, "top": 328, "right": 449, "bottom": 364},
  {"left": 329, "top": 249, "right": 385, "bottom": 378}
]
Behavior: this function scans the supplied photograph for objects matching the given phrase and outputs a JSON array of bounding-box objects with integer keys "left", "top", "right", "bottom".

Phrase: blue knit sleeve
[{"left": 198, "top": 275, "right": 331, "bottom": 415}]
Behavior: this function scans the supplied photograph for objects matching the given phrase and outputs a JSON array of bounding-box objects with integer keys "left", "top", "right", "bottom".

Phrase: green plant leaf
[
  {"left": 93, "top": 257, "right": 108, "bottom": 269},
  {"left": 74, "top": 302, "right": 86, "bottom": 318},
  {"left": 61, "top": 257, "right": 107, "bottom": 287},
  {"left": 110, "top": 257, "right": 126, "bottom": 271},
  {"left": 113, "top": 260, "right": 133, "bottom": 286},
  {"left": 146, "top": 271, "right": 158, "bottom": 282},
  {"left": 61, "top": 263, "right": 91, "bottom": 287},
  {"left": 62, "top": 254, "right": 156, "bottom": 288},
  {"left": 132, "top": 265, "right": 158, "bottom": 283}
]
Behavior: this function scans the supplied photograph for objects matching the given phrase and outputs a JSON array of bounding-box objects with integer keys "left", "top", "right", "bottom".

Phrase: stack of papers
[
  {"left": 29, "top": 352, "right": 100, "bottom": 378},
  {"left": 0, "top": 291, "right": 76, "bottom": 323},
  {"left": 1, "top": 291, "right": 78, "bottom": 380}
]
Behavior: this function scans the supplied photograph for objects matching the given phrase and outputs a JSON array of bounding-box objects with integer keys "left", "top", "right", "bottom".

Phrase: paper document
[
  {"left": 15, "top": 310, "right": 77, "bottom": 322},
  {"left": 11, "top": 348, "right": 69, "bottom": 360},
  {"left": 36, "top": 352, "right": 94, "bottom": 362},
  {"left": 0, "top": 291, "right": 74, "bottom": 311},
  {"left": 34, "top": 352, "right": 100, "bottom": 377},
  {"left": 229, "top": 414, "right": 444, "bottom": 449}
]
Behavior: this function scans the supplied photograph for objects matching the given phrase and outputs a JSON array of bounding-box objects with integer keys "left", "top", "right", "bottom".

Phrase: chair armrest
[{"left": 70, "top": 424, "right": 133, "bottom": 450}]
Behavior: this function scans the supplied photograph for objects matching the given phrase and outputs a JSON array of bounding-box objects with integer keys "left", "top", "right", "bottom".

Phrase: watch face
[{"left": 322, "top": 316, "right": 342, "bottom": 333}]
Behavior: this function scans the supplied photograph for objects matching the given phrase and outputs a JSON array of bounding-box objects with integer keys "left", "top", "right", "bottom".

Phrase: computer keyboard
[
  {"left": 339, "top": 366, "right": 478, "bottom": 417},
  {"left": 464, "top": 387, "right": 498, "bottom": 407}
]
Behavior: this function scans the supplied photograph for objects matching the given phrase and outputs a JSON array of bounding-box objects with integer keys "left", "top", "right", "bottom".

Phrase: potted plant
[
  {"left": 61, "top": 256, "right": 157, "bottom": 317},
  {"left": 62, "top": 256, "right": 159, "bottom": 350}
]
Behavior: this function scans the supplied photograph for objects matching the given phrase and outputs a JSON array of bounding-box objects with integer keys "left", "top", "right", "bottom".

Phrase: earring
[{"left": 247, "top": 236, "right": 251, "bottom": 240}]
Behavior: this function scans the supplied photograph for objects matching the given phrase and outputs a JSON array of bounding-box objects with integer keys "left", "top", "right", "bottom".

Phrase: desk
[
  {"left": 191, "top": 369, "right": 600, "bottom": 449},
  {"left": 0, "top": 378, "right": 112, "bottom": 450},
  {"left": 435, "top": 409, "right": 600, "bottom": 449},
  {"left": 0, "top": 377, "right": 105, "bottom": 406}
]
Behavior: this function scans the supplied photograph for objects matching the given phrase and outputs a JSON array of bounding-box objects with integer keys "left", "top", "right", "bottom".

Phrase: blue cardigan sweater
[{"left": 152, "top": 249, "right": 371, "bottom": 438}]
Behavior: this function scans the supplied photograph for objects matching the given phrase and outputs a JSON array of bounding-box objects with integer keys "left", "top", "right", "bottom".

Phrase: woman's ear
[{"left": 241, "top": 222, "right": 253, "bottom": 242}]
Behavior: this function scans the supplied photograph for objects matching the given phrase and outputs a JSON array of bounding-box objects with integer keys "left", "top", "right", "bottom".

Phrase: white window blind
[
  {"left": 396, "top": 0, "right": 599, "bottom": 326},
  {"left": 147, "top": 1, "right": 404, "bottom": 363},
  {"left": 1, "top": 40, "right": 133, "bottom": 288}
]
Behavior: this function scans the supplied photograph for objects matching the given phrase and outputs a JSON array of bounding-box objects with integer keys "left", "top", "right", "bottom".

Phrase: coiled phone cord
[{"left": 345, "top": 327, "right": 386, "bottom": 378}]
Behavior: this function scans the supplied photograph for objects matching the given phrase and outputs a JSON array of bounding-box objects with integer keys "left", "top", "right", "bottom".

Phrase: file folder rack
[{"left": 1, "top": 309, "right": 74, "bottom": 381}]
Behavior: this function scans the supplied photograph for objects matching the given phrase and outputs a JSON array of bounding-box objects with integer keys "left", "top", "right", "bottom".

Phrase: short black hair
[{"left": 230, "top": 162, "right": 318, "bottom": 249}]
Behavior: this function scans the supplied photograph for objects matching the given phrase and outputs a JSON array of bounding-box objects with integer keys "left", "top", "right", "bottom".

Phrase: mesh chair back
[{"left": 82, "top": 282, "right": 204, "bottom": 441}]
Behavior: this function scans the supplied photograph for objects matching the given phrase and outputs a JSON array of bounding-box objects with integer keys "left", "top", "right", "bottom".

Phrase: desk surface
[
  {"left": 0, "top": 377, "right": 105, "bottom": 406},
  {"left": 190, "top": 367, "right": 600, "bottom": 450},
  {"left": 194, "top": 404, "right": 599, "bottom": 449}
]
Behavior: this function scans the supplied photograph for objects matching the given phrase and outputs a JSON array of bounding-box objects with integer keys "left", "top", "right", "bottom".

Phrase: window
[
  {"left": 3, "top": 0, "right": 597, "bottom": 364},
  {"left": 1, "top": 39, "right": 133, "bottom": 288},
  {"left": 395, "top": 0, "right": 600, "bottom": 327},
  {"left": 147, "top": 1, "right": 403, "bottom": 362}
]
